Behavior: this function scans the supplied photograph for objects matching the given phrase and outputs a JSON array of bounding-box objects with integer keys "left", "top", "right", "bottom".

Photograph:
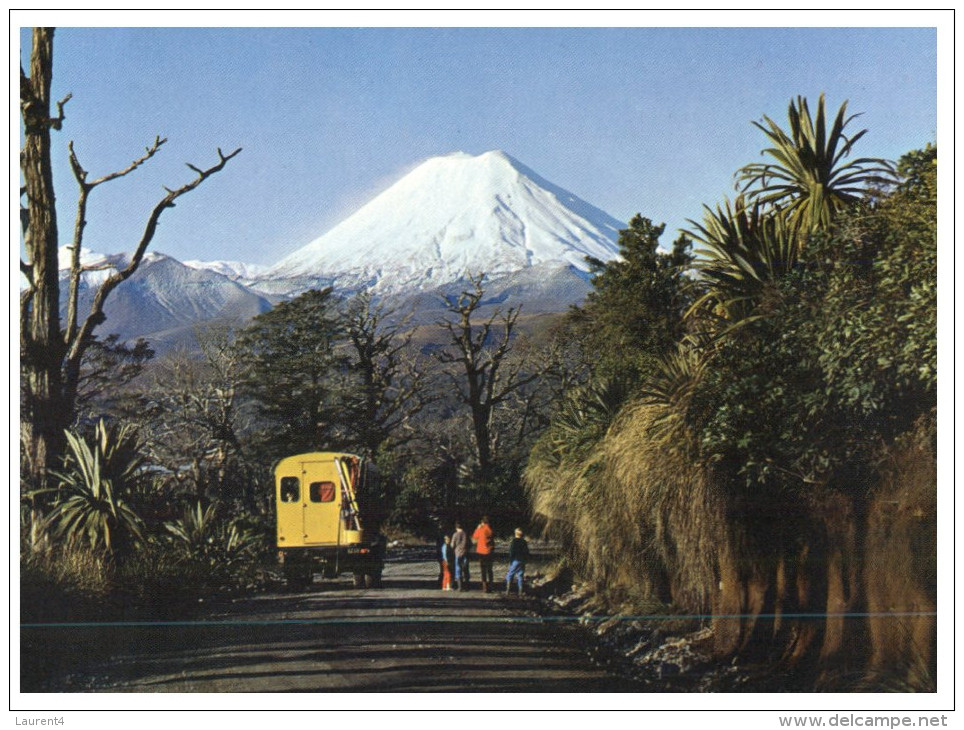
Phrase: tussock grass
[
  {"left": 20, "top": 524, "right": 113, "bottom": 622},
  {"left": 529, "top": 391, "right": 938, "bottom": 688},
  {"left": 20, "top": 504, "right": 274, "bottom": 624},
  {"left": 526, "top": 381, "right": 728, "bottom": 611},
  {"left": 863, "top": 416, "right": 937, "bottom": 690},
  {"left": 600, "top": 399, "right": 724, "bottom": 610}
]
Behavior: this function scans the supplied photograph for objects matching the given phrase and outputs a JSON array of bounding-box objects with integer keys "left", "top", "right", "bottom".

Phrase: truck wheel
[
  {"left": 352, "top": 572, "right": 366, "bottom": 588},
  {"left": 365, "top": 569, "right": 383, "bottom": 589}
]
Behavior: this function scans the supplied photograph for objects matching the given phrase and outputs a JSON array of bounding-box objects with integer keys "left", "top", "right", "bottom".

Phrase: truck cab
[{"left": 275, "top": 452, "right": 386, "bottom": 588}]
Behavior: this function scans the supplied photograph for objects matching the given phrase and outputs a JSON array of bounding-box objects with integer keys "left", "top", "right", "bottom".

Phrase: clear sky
[{"left": 18, "top": 14, "right": 940, "bottom": 267}]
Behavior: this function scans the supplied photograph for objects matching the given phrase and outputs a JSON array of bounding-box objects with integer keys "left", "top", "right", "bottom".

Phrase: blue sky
[{"left": 19, "top": 19, "right": 940, "bottom": 266}]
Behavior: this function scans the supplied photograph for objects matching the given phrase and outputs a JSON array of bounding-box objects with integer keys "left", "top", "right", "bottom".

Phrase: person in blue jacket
[
  {"left": 440, "top": 535, "right": 453, "bottom": 590},
  {"left": 505, "top": 528, "right": 530, "bottom": 596}
]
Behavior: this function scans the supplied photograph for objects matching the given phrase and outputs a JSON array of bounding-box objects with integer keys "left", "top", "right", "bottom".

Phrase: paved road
[{"left": 22, "top": 547, "right": 641, "bottom": 692}]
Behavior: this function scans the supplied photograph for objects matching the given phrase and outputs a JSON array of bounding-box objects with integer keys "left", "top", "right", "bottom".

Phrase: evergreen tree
[
  {"left": 571, "top": 215, "right": 692, "bottom": 384},
  {"left": 236, "top": 288, "right": 345, "bottom": 459}
]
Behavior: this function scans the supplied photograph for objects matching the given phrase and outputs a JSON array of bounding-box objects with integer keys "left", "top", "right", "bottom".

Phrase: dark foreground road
[{"left": 22, "top": 547, "right": 642, "bottom": 692}]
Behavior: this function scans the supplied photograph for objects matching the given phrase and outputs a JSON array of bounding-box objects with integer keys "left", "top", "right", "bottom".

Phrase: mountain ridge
[{"left": 52, "top": 150, "right": 626, "bottom": 351}]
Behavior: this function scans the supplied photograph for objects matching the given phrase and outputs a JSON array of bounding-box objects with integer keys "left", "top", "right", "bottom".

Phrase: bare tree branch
[
  {"left": 65, "top": 136, "right": 168, "bottom": 343},
  {"left": 70, "top": 136, "right": 166, "bottom": 188},
  {"left": 63, "top": 146, "right": 242, "bottom": 404},
  {"left": 21, "top": 67, "right": 71, "bottom": 131},
  {"left": 51, "top": 92, "right": 71, "bottom": 129}
]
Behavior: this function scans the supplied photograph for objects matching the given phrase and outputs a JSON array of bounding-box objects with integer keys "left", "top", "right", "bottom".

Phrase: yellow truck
[{"left": 275, "top": 451, "right": 386, "bottom": 588}]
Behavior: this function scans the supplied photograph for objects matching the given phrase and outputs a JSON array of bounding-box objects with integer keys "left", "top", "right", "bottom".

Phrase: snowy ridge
[
  {"left": 263, "top": 150, "right": 624, "bottom": 296},
  {"left": 182, "top": 259, "right": 269, "bottom": 281},
  {"left": 56, "top": 250, "right": 272, "bottom": 353}
]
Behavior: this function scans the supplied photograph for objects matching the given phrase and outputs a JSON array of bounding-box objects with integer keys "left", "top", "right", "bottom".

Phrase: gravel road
[{"left": 22, "top": 545, "right": 642, "bottom": 693}]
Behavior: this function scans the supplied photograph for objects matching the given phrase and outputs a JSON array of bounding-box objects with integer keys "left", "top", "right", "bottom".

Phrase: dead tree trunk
[
  {"left": 20, "top": 28, "right": 68, "bottom": 487},
  {"left": 19, "top": 26, "right": 241, "bottom": 489}
]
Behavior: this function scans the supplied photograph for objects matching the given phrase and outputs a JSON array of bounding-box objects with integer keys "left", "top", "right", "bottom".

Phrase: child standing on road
[
  {"left": 505, "top": 528, "right": 530, "bottom": 596},
  {"left": 440, "top": 535, "right": 453, "bottom": 591}
]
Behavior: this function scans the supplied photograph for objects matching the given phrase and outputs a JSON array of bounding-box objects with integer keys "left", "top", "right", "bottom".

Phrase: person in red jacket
[{"left": 472, "top": 515, "right": 495, "bottom": 593}]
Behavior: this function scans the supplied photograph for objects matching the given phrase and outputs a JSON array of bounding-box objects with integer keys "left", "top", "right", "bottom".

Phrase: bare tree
[
  {"left": 434, "top": 274, "right": 538, "bottom": 481},
  {"left": 341, "top": 291, "right": 424, "bottom": 457},
  {"left": 20, "top": 28, "right": 241, "bottom": 487},
  {"left": 144, "top": 327, "right": 249, "bottom": 505},
  {"left": 72, "top": 334, "right": 154, "bottom": 424}
]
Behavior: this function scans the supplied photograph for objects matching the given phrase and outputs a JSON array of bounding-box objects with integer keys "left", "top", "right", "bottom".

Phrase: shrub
[
  {"left": 41, "top": 420, "right": 147, "bottom": 559},
  {"left": 163, "top": 501, "right": 266, "bottom": 587}
]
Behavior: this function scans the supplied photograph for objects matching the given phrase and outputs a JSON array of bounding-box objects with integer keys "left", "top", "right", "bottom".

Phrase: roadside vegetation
[{"left": 526, "top": 96, "right": 936, "bottom": 690}]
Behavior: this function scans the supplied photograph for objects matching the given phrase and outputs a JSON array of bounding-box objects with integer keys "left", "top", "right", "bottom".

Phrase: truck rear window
[
  {"left": 309, "top": 481, "right": 336, "bottom": 503},
  {"left": 279, "top": 476, "right": 300, "bottom": 503}
]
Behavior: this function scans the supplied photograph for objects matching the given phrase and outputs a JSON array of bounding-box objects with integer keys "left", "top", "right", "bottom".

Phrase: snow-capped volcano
[
  {"left": 39, "top": 151, "right": 626, "bottom": 353},
  {"left": 263, "top": 150, "right": 624, "bottom": 296}
]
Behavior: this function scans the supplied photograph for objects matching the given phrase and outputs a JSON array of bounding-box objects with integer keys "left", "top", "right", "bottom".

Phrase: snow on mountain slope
[
  {"left": 38, "top": 151, "right": 626, "bottom": 352},
  {"left": 182, "top": 259, "right": 269, "bottom": 281},
  {"left": 61, "top": 252, "right": 272, "bottom": 352},
  {"left": 58, "top": 245, "right": 109, "bottom": 269},
  {"left": 263, "top": 150, "right": 624, "bottom": 296},
  {"left": 52, "top": 246, "right": 167, "bottom": 289}
]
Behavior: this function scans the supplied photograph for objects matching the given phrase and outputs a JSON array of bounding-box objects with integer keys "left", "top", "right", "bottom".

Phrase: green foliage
[
  {"left": 164, "top": 501, "right": 265, "bottom": 583},
  {"left": 736, "top": 93, "right": 896, "bottom": 233},
  {"left": 572, "top": 216, "right": 692, "bottom": 383},
  {"left": 685, "top": 196, "right": 797, "bottom": 328},
  {"left": 689, "top": 304, "right": 843, "bottom": 488},
  {"left": 532, "top": 376, "right": 633, "bottom": 469},
  {"left": 388, "top": 461, "right": 449, "bottom": 537},
  {"left": 809, "top": 145, "right": 937, "bottom": 436},
  {"left": 638, "top": 340, "right": 708, "bottom": 447},
  {"left": 42, "top": 420, "right": 146, "bottom": 557},
  {"left": 164, "top": 500, "right": 220, "bottom": 548},
  {"left": 689, "top": 146, "right": 936, "bottom": 491},
  {"left": 236, "top": 288, "right": 345, "bottom": 458}
]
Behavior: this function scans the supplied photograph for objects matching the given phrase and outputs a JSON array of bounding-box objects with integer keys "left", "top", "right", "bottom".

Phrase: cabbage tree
[
  {"left": 685, "top": 196, "right": 797, "bottom": 328},
  {"left": 736, "top": 94, "right": 895, "bottom": 236}
]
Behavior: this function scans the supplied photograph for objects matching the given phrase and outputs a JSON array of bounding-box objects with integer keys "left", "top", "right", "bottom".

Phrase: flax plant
[{"left": 43, "top": 420, "right": 146, "bottom": 557}]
